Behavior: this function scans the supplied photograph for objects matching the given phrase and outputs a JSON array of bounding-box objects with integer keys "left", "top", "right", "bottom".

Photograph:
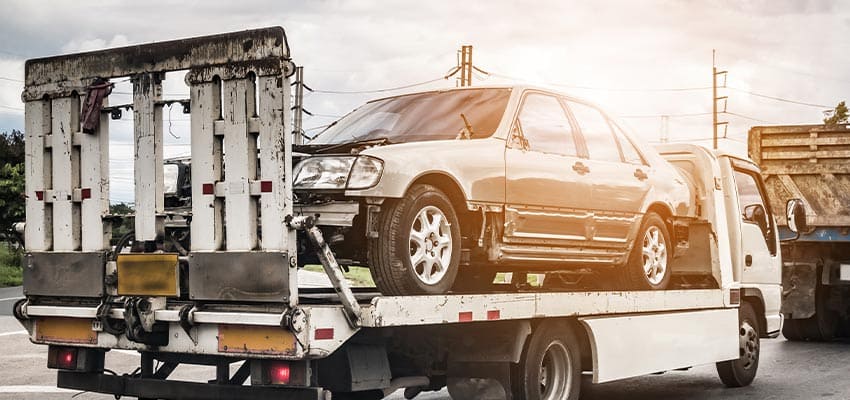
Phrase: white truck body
[{"left": 14, "top": 28, "right": 779, "bottom": 400}]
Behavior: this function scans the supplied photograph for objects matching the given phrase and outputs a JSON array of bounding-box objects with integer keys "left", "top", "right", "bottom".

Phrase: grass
[
  {"left": 303, "top": 264, "right": 375, "bottom": 287},
  {"left": 0, "top": 243, "right": 22, "bottom": 287}
]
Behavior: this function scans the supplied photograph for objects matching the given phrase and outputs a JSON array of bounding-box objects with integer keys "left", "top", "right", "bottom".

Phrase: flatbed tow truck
[{"left": 13, "top": 27, "right": 793, "bottom": 399}]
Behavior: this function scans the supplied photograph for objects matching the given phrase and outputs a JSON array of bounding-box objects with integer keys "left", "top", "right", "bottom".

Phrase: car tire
[
  {"left": 716, "top": 302, "right": 760, "bottom": 387},
  {"left": 368, "top": 184, "right": 461, "bottom": 295},
  {"left": 625, "top": 212, "right": 672, "bottom": 290}
]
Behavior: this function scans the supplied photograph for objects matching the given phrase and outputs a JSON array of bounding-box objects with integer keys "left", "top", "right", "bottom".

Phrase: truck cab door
[{"left": 731, "top": 165, "right": 782, "bottom": 335}]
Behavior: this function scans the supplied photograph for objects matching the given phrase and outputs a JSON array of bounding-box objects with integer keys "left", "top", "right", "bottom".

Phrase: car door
[
  {"left": 504, "top": 92, "right": 593, "bottom": 245},
  {"left": 564, "top": 100, "right": 651, "bottom": 244}
]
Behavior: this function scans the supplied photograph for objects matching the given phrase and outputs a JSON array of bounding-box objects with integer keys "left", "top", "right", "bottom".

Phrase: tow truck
[{"left": 14, "top": 27, "right": 795, "bottom": 399}]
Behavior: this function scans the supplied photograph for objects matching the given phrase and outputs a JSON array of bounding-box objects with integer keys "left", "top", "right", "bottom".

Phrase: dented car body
[{"left": 294, "top": 85, "right": 696, "bottom": 294}]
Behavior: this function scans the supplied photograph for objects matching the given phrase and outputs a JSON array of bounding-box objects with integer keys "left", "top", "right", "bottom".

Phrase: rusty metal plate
[
  {"left": 188, "top": 251, "right": 289, "bottom": 302},
  {"left": 218, "top": 324, "right": 297, "bottom": 355},
  {"left": 36, "top": 317, "right": 97, "bottom": 345},
  {"left": 24, "top": 252, "right": 105, "bottom": 297},
  {"left": 117, "top": 253, "right": 179, "bottom": 297}
]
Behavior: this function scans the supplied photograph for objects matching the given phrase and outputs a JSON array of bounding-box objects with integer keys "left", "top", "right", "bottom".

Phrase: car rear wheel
[
  {"left": 368, "top": 184, "right": 461, "bottom": 295},
  {"left": 625, "top": 212, "right": 671, "bottom": 290}
]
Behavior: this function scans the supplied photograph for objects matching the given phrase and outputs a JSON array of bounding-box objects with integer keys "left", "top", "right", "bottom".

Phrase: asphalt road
[{"left": 1, "top": 286, "right": 849, "bottom": 399}]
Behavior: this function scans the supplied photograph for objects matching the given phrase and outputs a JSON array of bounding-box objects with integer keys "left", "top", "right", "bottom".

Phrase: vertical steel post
[
  {"left": 132, "top": 72, "right": 165, "bottom": 244},
  {"left": 293, "top": 66, "right": 304, "bottom": 145}
]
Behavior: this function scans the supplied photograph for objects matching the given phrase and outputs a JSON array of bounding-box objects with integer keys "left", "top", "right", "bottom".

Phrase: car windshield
[{"left": 310, "top": 88, "right": 511, "bottom": 144}]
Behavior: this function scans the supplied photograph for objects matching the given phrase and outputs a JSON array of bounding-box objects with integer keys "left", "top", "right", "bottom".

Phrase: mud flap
[{"left": 780, "top": 262, "right": 818, "bottom": 319}]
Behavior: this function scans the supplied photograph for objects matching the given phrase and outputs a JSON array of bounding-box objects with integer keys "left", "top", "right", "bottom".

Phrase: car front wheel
[{"left": 368, "top": 184, "right": 461, "bottom": 295}]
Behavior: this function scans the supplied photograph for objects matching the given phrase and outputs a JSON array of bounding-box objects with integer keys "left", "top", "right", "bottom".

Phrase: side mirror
[
  {"left": 786, "top": 198, "right": 807, "bottom": 234},
  {"left": 743, "top": 204, "right": 768, "bottom": 236}
]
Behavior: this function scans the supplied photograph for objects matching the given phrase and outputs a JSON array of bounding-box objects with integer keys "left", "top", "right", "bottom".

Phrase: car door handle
[
  {"left": 745, "top": 254, "right": 753, "bottom": 266},
  {"left": 572, "top": 162, "right": 590, "bottom": 175},
  {"left": 634, "top": 168, "right": 648, "bottom": 181}
]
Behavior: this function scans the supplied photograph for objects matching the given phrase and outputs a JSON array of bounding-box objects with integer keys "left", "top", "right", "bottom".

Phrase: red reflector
[
  {"left": 487, "top": 310, "right": 500, "bottom": 320},
  {"left": 315, "top": 328, "right": 334, "bottom": 340},
  {"left": 268, "top": 362, "right": 291, "bottom": 385},
  {"left": 80, "top": 188, "right": 91, "bottom": 199},
  {"left": 35, "top": 191, "right": 44, "bottom": 201},
  {"left": 458, "top": 311, "right": 473, "bottom": 322},
  {"left": 260, "top": 180, "right": 273, "bottom": 193},
  {"left": 202, "top": 183, "right": 215, "bottom": 195},
  {"left": 730, "top": 288, "right": 741, "bottom": 305},
  {"left": 48, "top": 347, "right": 77, "bottom": 370}
]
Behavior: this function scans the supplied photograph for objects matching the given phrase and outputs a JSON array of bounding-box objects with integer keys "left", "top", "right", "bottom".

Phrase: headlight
[{"left": 293, "top": 156, "right": 383, "bottom": 190}]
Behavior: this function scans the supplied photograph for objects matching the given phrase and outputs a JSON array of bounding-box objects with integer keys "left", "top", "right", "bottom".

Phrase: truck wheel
[
  {"left": 368, "top": 184, "right": 461, "bottom": 295},
  {"left": 515, "top": 322, "right": 581, "bottom": 400},
  {"left": 625, "top": 213, "right": 671, "bottom": 290},
  {"left": 716, "top": 302, "right": 760, "bottom": 387}
]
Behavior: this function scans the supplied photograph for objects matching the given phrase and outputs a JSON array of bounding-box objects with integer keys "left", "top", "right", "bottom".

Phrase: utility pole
[
  {"left": 712, "top": 50, "right": 728, "bottom": 150},
  {"left": 293, "top": 66, "right": 305, "bottom": 145},
  {"left": 458, "top": 45, "right": 473, "bottom": 87}
]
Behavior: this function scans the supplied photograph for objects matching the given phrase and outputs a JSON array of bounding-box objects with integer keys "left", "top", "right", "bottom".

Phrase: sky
[{"left": 1, "top": 0, "right": 849, "bottom": 203}]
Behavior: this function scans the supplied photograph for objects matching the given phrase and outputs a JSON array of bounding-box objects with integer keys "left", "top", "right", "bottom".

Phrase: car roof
[{"left": 365, "top": 84, "right": 593, "bottom": 105}]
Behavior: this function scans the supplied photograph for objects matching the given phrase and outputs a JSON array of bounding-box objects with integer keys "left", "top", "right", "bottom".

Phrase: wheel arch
[
  {"left": 407, "top": 172, "right": 481, "bottom": 242},
  {"left": 741, "top": 288, "right": 768, "bottom": 338},
  {"left": 645, "top": 201, "right": 676, "bottom": 253}
]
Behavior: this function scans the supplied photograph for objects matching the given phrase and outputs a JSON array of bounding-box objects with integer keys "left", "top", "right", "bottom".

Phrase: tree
[
  {"left": 0, "top": 130, "right": 25, "bottom": 244},
  {"left": 823, "top": 101, "right": 849, "bottom": 126}
]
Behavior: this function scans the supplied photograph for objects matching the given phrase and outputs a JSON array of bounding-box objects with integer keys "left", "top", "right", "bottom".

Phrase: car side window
[
  {"left": 613, "top": 125, "right": 645, "bottom": 165},
  {"left": 516, "top": 93, "right": 578, "bottom": 156},
  {"left": 733, "top": 169, "right": 776, "bottom": 254},
  {"left": 566, "top": 101, "right": 622, "bottom": 163}
]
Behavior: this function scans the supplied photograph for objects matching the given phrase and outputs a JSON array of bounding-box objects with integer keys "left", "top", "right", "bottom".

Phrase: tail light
[
  {"left": 268, "top": 362, "right": 291, "bottom": 384},
  {"left": 48, "top": 347, "right": 78, "bottom": 370},
  {"left": 47, "top": 346, "right": 104, "bottom": 372},
  {"left": 251, "top": 360, "right": 309, "bottom": 386}
]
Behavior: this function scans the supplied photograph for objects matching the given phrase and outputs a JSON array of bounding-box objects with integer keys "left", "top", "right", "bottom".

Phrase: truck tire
[
  {"left": 625, "top": 213, "right": 672, "bottom": 290},
  {"left": 715, "top": 302, "right": 760, "bottom": 387},
  {"left": 368, "top": 184, "right": 461, "bottom": 295},
  {"left": 514, "top": 322, "right": 582, "bottom": 400}
]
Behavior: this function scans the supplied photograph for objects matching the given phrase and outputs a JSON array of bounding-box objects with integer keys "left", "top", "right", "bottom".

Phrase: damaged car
[{"left": 293, "top": 85, "right": 696, "bottom": 295}]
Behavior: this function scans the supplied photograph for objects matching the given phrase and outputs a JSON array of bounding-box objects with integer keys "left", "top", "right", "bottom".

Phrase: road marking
[
  {"left": 113, "top": 349, "right": 141, "bottom": 357},
  {"left": 0, "top": 385, "right": 75, "bottom": 393},
  {"left": 0, "top": 330, "right": 26, "bottom": 337},
  {"left": 0, "top": 296, "right": 23, "bottom": 302}
]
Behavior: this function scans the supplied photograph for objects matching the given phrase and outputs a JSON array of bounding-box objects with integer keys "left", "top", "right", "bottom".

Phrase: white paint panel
[
  {"left": 79, "top": 96, "right": 109, "bottom": 251},
  {"left": 221, "top": 78, "right": 257, "bottom": 250},
  {"left": 133, "top": 74, "right": 164, "bottom": 241},
  {"left": 257, "top": 75, "right": 290, "bottom": 251},
  {"left": 24, "top": 100, "right": 51, "bottom": 251},
  {"left": 50, "top": 97, "right": 80, "bottom": 251},
  {"left": 190, "top": 81, "right": 223, "bottom": 250},
  {"left": 581, "top": 308, "right": 739, "bottom": 383}
]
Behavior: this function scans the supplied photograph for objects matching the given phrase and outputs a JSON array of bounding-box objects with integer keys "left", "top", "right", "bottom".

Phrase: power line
[
  {"left": 725, "top": 86, "right": 830, "bottom": 108},
  {"left": 722, "top": 111, "right": 774, "bottom": 124},
  {"left": 620, "top": 112, "right": 711, "bottom": 119},
  {"left": 487, "top": 71, "right": 712, "bottom": 92},
  {"left": 308, "top": 76, "right": 449, "bottom": 95},
  {"left": 0, "top": 77, "right": 23, "bottom": 83},
  {"left": 0, "top": 104, "right": 24, "bottom": 112}
]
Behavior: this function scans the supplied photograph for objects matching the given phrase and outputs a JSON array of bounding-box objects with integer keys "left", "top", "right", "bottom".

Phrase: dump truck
[
  {"left": 749, "top": 123, "right": 850, "bottom": 341},
  {"left": 12, "top": 27, "right": 792, "bottom": 399}
]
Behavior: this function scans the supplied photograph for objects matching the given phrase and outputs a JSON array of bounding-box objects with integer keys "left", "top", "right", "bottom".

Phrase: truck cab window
[
  {"left": 516, "top": 93, "right": 578, "bottom": 156},
  {"left": 733, "top": 169, "right": 776, "bottom": 254}
]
